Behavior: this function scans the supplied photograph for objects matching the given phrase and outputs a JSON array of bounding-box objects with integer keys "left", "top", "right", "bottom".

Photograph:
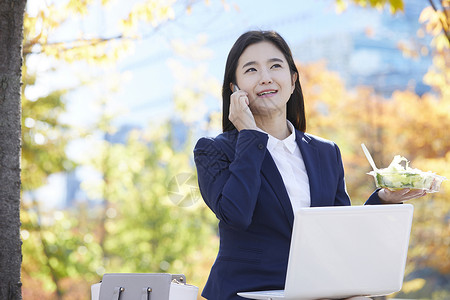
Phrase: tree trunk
[{"left": 0, "top": 0, "right": 27, "bottom": 299}]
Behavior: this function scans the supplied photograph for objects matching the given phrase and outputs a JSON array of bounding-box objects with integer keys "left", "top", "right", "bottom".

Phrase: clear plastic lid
[{"left": 361, "top": 143, "right": 447, "bottom": 193}]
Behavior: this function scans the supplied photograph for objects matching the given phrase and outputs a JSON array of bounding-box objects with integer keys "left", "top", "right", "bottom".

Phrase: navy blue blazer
[{"left": 194, "top": 129, "right": 381, "bottom": 300}]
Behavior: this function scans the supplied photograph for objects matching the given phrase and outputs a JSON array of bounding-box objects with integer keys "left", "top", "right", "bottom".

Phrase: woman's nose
[{"left": 259, "top": 69, "right": 273, "bottom": 85}]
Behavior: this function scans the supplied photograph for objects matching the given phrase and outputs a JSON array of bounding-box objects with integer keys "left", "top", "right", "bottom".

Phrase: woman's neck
[{"left": 254, "top": 115, "right": 290, "bottom": 140}]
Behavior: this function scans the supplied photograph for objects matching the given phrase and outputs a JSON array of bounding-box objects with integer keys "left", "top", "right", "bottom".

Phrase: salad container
[{"left": 362, "top": 145, "right": 446, "bottom": 193}]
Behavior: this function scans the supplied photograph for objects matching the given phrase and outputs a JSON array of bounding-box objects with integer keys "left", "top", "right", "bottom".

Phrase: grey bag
[{"left": 94, "top": 273, "right": 193, "bottom": 300}]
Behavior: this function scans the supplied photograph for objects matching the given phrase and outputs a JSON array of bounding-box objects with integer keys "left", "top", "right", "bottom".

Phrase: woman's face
[{"left": 234, "top": 41, "right": 297, "bottom": 117}]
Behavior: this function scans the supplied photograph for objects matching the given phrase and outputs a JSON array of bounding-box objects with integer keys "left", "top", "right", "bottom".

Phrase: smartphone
[{"left": 232, "top": 83, "right": 240, "bottom": 92}]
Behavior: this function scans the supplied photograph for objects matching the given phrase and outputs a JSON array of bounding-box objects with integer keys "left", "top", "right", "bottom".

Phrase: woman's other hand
[
  {"left": 378, "top": 188, "right": 427, "bottom": 204},
  {"left": 229, "top": 90, "right": 258, "bottom": 131}
]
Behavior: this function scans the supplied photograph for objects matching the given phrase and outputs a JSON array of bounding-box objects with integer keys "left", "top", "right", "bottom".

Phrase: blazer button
[{"left": 258, "top": 144, "right": 264, "bottom": 150}]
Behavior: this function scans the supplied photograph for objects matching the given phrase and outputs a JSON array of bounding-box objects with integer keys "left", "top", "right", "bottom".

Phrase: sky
[
  {"left": 26, "top": 0, "right": 428, "bottom": 209},
  {"left": 28, "top": 0, "right": 387, "bottom": 129},
  {"left": 110, "top": 0, "right": 382, "bottom": 127}
]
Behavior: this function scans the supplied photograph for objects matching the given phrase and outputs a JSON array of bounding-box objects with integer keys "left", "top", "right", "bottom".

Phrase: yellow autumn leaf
[
  {"left": 335, "top": 0, "right": 347, "bottom": 13},
  {"left": 402, "top": 278, "right": 426, "bottom": 293}
]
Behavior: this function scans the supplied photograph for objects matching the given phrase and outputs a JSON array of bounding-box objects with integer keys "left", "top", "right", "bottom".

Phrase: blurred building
[{"left": 292, "top": 0, "right": 432, "bottom": 97}]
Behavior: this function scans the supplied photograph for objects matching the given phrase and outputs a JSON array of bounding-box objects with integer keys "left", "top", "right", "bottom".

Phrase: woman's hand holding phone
[{"left": 229, "top": 84, "right": 258, "bottom": 131}]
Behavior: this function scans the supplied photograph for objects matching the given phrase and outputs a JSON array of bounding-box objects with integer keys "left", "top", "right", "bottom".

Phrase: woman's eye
[
  {"left": 271, "top": 64, "right": 282, "bottom": 69},
  {"left": 244, "top": 67, "right": 257, "bottom": 73}
]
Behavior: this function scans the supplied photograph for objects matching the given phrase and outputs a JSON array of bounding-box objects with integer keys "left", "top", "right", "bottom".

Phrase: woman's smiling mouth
[{"left": 257, "top": 89, "right": 278, "bottom": 97}]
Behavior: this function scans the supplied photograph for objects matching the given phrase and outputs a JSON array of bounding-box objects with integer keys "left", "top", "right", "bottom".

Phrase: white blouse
[{"left": 264, "top": 121, "right": 311, "bottom": 213}]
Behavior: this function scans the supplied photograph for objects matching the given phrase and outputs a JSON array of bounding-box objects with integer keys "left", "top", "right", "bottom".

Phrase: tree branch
[
  {"left": 428, "top": 0, "right": 450, "bottom": 44},
  {"left": 22, "top": 34, "right": 130, "bottom": 55}
]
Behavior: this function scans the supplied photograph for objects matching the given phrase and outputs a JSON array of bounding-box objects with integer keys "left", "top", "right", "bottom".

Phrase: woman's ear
[
  {"left": 291, "top": 72, "right": 298, "bottom": 93},
  {"left": 230, "top": 82, "right": 240, "bottom": 92}
]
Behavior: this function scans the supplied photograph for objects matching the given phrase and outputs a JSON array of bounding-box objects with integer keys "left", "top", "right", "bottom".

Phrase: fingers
[
  {"left": 229, "top": 90, "right": 257, "bottom": 131},
  {"left": 379, "top": 188, "right": 427, "bottom": 204},
  {"left": 396, "top": 188, "right": 427, "bottom": 199},
  {"left": 239, "top": 93, "right": 249, "bottom": 106},
  {"left": 400, "top": 188, "right": 411, "bottom": 195},
  {"left": 232, "top": 90, "right": 249, "bottom": 107},
  {"left": 403, "top": 189, "right": 427, "bottom": 200}
]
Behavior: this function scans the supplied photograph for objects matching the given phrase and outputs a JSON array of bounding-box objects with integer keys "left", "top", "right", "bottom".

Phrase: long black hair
[{"left": 221, "top": 30, "right": 306, "bottom": 132}]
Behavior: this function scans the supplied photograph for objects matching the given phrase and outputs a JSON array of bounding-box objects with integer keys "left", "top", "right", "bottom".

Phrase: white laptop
[{"left": 237, "top": 204, "right": 414, "bottom": 300}]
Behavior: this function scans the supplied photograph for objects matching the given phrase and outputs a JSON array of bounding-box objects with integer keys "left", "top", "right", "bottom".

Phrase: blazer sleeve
[
  {"left": 194, "top": 130, "right": 269, "bottom": 230},
  {"left": 365, "top": 188, "right": 383, "bottom": 205}
]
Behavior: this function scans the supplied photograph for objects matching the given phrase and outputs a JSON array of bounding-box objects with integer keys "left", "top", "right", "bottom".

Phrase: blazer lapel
[
  {"left": 228, "top": 130, "right": 294, "bottom": 226},
  {"left": 260, "top": 152, "right": 295, "bottom": 228},
  {"left": 296, "top": 131, "right": 322, "bottom": 207}
]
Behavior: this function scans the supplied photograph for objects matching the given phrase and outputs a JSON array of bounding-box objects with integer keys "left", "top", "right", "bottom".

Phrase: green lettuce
[{"left": 368, "top": 155, "right": 446, "bottom": 192}]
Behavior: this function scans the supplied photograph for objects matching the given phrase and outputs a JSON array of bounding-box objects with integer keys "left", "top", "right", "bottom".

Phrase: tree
[
  {"left": 335, "top": 0, "right": 405, "bottom": 13},
  {"left": 19, "top": 1, "right": 225, "bottom": 298},
  {"left": 0, "top": 0, "right": 27, "bottom": 299},
  {"left": 17, "top": 0, "right": 447, "bottom": 298},
  {"left": 318, "top": 1, "right": 450, "bottom": 298},
  {"left": 425, "top": 0, "right": 450, "bottom": 45}
]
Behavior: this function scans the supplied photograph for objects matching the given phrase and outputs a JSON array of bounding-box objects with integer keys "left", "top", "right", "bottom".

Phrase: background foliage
[{"left": 20, "top": 0, "right": 449, "bottom": 299}]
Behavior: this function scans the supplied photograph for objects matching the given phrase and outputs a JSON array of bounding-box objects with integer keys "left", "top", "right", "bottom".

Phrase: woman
[{"left": 193, "top": 30, "right": 425, "bottom": 300}]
